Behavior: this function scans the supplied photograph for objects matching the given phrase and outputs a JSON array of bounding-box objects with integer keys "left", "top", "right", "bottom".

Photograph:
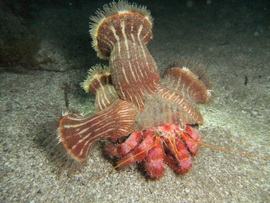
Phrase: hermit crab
[{"left": 58, "top": 1, "right": 211, "bottom": 179}]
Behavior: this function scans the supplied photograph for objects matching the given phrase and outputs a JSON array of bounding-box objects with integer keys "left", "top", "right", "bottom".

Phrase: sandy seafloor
[{"left": 1, "top": 0, "right": 270, "bottom": 202}]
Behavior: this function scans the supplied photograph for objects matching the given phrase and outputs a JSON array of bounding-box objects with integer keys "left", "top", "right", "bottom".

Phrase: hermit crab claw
[{"left": 57, "top": 100, "right": 137, "bottom": 162}]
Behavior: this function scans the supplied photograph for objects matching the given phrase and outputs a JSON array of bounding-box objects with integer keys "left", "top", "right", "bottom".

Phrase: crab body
[
  {"left": 58, "top": 1, "right": 211, "bottom": 179},
  {"left": 105, "top": 123, "right": 201, "bottom": 179}
]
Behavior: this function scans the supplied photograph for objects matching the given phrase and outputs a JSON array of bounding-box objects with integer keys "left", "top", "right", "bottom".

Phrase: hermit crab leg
[
  {"left": 104, "top": 131, "right": 143, "bottom": 158},
  {"left": 164, "top": 136, "right": 192, "bottom": 174},
  {"left": 180, "top": 125, "right": 201, "bottom": 155},
  {"left": 144, "top": 137, "right": 165, "bottom": 179},
  {"left": 58, "top": 99, "right": 137, "bottom": 162},
  {"left": 117, "top": 131, "right": 144, "bottom": 156},
  {"left": 115, "top": 131, "right": 155, "bottom": 169}
]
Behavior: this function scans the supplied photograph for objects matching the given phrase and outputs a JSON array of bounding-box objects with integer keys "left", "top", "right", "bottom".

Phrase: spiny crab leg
[
  {"left": 180, "top": 125, "right": 201, "bottom": 155},
  {"left": 104, "top": 131, "right": 143, "bottom": 158},
  {"left": 144, "top": 137, "right": 165, "bottom": 179},
  {"left": 164, "top": 135, "right": 192, "bottom": 174},
  {"left": 115, "top": 131, "right": 156, "bottom": 169},
  {"left": 58, "top": 99, "right": 137, "bottom": 162}
]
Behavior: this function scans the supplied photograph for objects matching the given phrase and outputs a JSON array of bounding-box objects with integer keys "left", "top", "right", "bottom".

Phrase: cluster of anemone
[{"left": 57, "top": 0, "right": 211, "bottom": 179}]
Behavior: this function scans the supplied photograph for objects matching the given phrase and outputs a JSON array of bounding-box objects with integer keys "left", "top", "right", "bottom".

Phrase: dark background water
[{"left": 1, "top": 0, "right": 269, "bottom": 71}]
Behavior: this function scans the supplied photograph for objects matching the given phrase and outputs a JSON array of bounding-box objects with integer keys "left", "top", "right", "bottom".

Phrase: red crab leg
[
  {"left": 104, "top": 131, "right": 143, "bottom": 158},
  {"left": 144, "top": 137, "right": 165, "bottom": 179},
  {"left": 115, "top": 131, "right": 155, "bottom": 169},
  {"left": 164, "top": 136, "right": 192, "bottom": 174},
  {"left": 181, "top": 125, "right": 201, "bottom": 155},
  {"left": 58, "top": 100, "right": 137, "bottom": 162},
  {"left": 117, "top": 131, "right": 144, "bottom": 156}
]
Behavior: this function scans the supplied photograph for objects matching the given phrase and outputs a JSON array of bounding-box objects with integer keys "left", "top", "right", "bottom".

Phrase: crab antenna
[{"left": 200, "top": 142, "right": 270, "bottom": 161}]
